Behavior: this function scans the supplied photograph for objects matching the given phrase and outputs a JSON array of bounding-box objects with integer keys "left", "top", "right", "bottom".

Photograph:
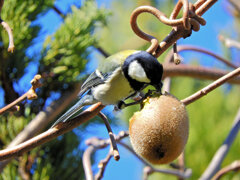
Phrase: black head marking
[{"left": 122, "top": 51, "right": 163, "bottom": 91}]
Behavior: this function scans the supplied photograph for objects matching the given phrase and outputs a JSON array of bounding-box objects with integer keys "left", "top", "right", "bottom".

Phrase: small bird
[{"left": 51, "top": 50, "right": 163, "bottom": 128}]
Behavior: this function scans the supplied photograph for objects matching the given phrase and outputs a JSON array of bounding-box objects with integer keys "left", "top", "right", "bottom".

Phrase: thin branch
[
  {"left": 177, "top": 152, "right": 186, "bottom": 180},
  {"left": 173, "top": 43, "right": 182, "bottom": 65},
  {"left": 52, "top": 5, "right": 65, "bottom": 18},
  {"left": 163, "top": 64, "right": 240, "bottom": 85},
  {"left": 0, "top": 20, "right": 15, "bottom": 53},
  {"left": 0, "top": 75, "right": 42, "bottom": 115},
  {"left": 212, "top": 160, "right": 240, "bottom": 180},
  {"left": 154, "top": 0, "right": 215, "bottom": 56},
  {"left": 118, "top": 141, "right": 192, "bottom": 179},
  {"left": 219, "top": 35, "right": 240, "bottom": 50},
  {"left": 165, "top": 45, "right": 238, "bottom": 69},
  {"left": 181, "top": 67, "right": 240, "bottom": 105},
  {"left": 0, "top": 103, "right": 105, "bottom": 161},
  {"left": 82, "top": 131, "right": 129, "bottom": 180},
  {"left": 0, "top": 84, "right": 81, "bottom": 172},
  {"left": 200, "top": 108, "right": 240, "bottom": 180},
  {"left": 228, "top": 0, "right": 240, "bottom": 13},
  {"left": 83, "top": 146, "right": 95, "bottom": 180},
  {"left": 143, "top": 166, "right": 154, "bottom": 180},
  {"left": 95, "top": 47, "right": 109, "bottom": 58},
  {"left": 0, "top": 0, "right": 14, "bottom": 53},
  {"left": 130, "top": 1, "right": 206, "bottom": 57},
  {"left": 0, "top": 0, "right": 4, "bottom": 12},
  {"left": 98, "top": 112, "right": 120, "bottom": 161},
  {"left": 95, "top": 151, "right": 113, "bottom": 180}
]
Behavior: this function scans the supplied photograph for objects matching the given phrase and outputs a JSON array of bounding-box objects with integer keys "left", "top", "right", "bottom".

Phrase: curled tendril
[
  {"left": 170, "top": 0, "right": 190, "bottom": 29},
  {"left": 130, "top": 0, "right": 207, "bottom": 58}
]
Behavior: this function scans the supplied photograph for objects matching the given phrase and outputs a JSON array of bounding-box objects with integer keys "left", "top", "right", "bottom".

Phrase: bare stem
[
  {"left": 181, "top": 67, "right": 240, "bottom": 105},
  {"left": 95, "top": 151, "right": 113, "bottom": 180},
  {"left": 177, "top": 152, "right": 186, "bottom": 180},
  {"left": 118, "top": 142, "right": 192, "bottom": 179},
  {"left": 163, "top": 64, "right": 240, "bottom": 85},
  {"left": 98, "top": 112, "right": 120, "bottom": 161},
  {"left": 82, "top": 131, "right": 129, "bottom": 180},
  {"left": 52, "top": 5, "right": 65, "bottom": 18},
  {"left": 156, "top": 0, "right": 217, "bottom": 56},
  {"left": 165, "top": 45, "right": 238, "bottom": 69},
  {"left": 0, "top": 84, "right": 81, "bottom": 172},
  {"left": 219, "top": 35, "right": 240, "bottom": 50},
  {"left": 212, "top": 160, "right": 240, "bottom": 180},
  {"left": 200, "top": 108, "right": 240, "bottom": 180},
  {"left": 0, "top": 75, "right": 42, "bottom": 115},
  {"left": 0, "top": 20, "right": 15, "bottom": 53},
  {"left": 0, "top": 103, "right": 105, "bottom": 161},
  {"left": 83, "top": 146, "right": 95, "bottom": 180}
]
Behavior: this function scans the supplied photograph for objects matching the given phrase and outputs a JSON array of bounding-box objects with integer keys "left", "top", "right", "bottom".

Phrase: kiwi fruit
[{"left": 129, "top": 93, "right": 189, "bottom": 164}]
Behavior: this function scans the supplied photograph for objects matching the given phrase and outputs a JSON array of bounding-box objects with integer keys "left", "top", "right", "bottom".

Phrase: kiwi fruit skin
[{"left": 129, "top": 93, "right": 189, "bottom": 164}]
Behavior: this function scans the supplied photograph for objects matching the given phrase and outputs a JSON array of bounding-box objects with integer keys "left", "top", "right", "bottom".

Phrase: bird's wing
[
  {"left": 78, "top": 50, "right": 139, "bottom": 97},
  {"left": 78, "top": 70, "right": 112, "bottom": 97},
  {"left": 50, "top": 98, "right": 84, "bottom": 128}
]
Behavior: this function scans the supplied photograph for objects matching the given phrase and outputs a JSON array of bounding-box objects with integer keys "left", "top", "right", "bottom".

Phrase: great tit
[{"left": 51, "top": 50, "right": 163, "bottom": 128}]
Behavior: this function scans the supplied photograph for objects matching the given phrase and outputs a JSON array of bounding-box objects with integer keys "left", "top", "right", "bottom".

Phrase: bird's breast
[{"left": 92, "top": 68, "right": 134, "bottom": 105}]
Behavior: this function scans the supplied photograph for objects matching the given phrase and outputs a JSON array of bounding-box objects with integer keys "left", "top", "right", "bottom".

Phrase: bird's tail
[{"left": 50, "top": 98, "right": 85, "bottom": 128}]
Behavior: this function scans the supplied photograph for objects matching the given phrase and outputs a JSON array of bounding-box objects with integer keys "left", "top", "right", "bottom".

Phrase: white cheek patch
[{"left": 128, "top": 60, "right": 151, "bottom": 83}]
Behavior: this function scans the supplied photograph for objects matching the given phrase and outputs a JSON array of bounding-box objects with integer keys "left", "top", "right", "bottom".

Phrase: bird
[{"left": 51, "top": 50, "right": 163, "bottom": 128}]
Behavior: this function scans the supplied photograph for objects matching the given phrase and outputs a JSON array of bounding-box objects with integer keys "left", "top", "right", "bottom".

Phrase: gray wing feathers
[
  {"left": 78, "top": 71, "right": 104, "bottom": 97},
  {"left": 51, "top": 94, "right": 95, "bottom": 128},
  {"left": 78, "top": 70, "right": 111, "bottom": 97},
  {"left": 50, "top": 99, "right": 84, "bottom": 128},
  {"left": 51, "top": 69, "right": 113, "bottom": 128}
]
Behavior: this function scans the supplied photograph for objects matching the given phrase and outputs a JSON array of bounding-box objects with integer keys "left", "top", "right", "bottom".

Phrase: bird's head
[{"left": 122, "top": 51, "right": 163, "bottom": 92}]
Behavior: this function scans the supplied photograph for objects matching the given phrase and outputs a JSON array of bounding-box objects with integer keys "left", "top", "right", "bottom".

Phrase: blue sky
[{"left": 1, "top": 0, "right": 237, "bottom": 179}]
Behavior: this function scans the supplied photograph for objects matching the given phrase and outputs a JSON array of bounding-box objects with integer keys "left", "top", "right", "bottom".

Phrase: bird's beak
[{"left": 154, "top": 82, "right": 163, "bottom": 93}]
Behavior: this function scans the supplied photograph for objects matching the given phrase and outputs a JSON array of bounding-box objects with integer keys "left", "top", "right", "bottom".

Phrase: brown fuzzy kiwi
[{"left": 129, "top": 93, "right": 189, "bottom": 164}]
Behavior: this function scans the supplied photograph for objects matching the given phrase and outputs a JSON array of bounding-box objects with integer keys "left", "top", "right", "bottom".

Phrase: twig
[
  {"left": 212, "top": 160, "right": 240, "bottom": 180},
  {"left": 165, "top": 45, "right": 238, "bottom": 69},
  {"left": 98, "top": 112, "right": 120, "bottom": 161},
  {"left": 170, "top": 0, "right": 190, "bottom": 30},
  {"left": 177, "top": 152, "right": 186, "bottom": 180},
  {"left": 130, "top": 1, "right": 206, "bottom": 57},
  {"left": 181, "top": 67, "right": 240, "bottom": 105},
  {"left": 0, "top": 75, "right": 42, "bottom": 115},
  {"left": 199, "top": 107, "right": 240, "bottom": 180},
  {"left": 0, "top": 103, "right": 105, "bottom": 161},
  {"left": 82, "top": 131, "right": 129, "bottom": 180},
  {"left": 143, "top": 166, "right": 154, "bottom": 180},
  {"left": 0, "top": 84, "right": 81, "bottom": 172},
  {"left": 153, "top": 0, "right": 214, "bottom": 56},
  {"left": 219, "top": 35, "right": 240, "bottom": 50},
  {"left": 95, "top": 47, "right": 109, "bottom": 58},
  {"left": 163, "top": 64, "right": 240, "bottom": 84},
  {"left": 83, "top": 146, "right": 95, "bottom": 180},
  {"left": 228, "top": 0, "right": 240, "bottom": 13},
  {"left": 0, "top": 0, "right": 14, "bottom": 53},
  {"left": 0, "top": 20, "right": 14, "bottom": 52},
  {"left": 52, "top": 5, "right": 65, "bottom": 18},
  {"left": 95, "top": 150, "right": 112, "bottom": 180},
  {"left": 118, "top": 142, "right": 192, "bottom": 179},
  {"left": 173, "top": 43, "right": 182, "bottom": 65}
]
